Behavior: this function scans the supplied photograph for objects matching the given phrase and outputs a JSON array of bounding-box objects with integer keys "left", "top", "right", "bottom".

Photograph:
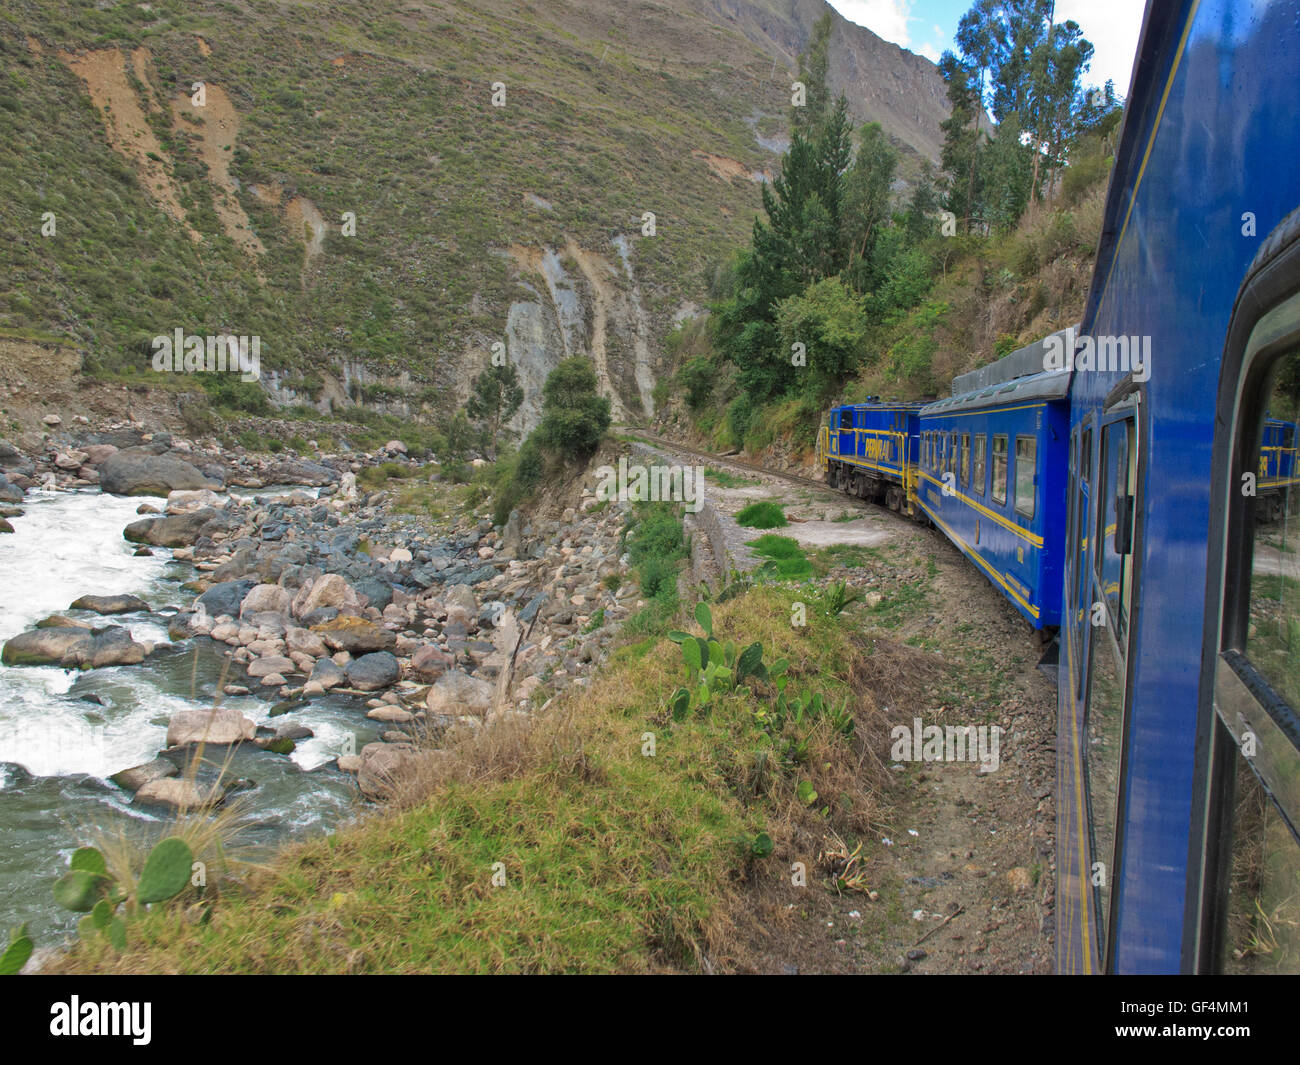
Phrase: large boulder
[
  {"left": 356, "top": 742, "right": 442, "bottom": 801},
  {"left": 410, "top": 644, "right": 454, "bottom": 682},
  {"left": 0, "top": 475, "right": 24, "bottom": 504},
  {"left": 313, "top": 614, "right": 395, "bottom": 655},
  {"left": 100, "top": 448, "right": 221, "bottom": 496},
  {"left": 1, "top": 625, "right": 147, "bottom": 668},
  {"left": 124, "top": 508, "right": 232, "bottom": 548},
  {"left": 2, "top": 626, "right": 93, "bottom": 666},
  {"left": 345, "top": 651, "right": 400, "bottom": 691},
  {"left": 134, "top": 778, "right": 222, "bottom": 810},
  {"left": 291, "top": 573, "right": 362, "bottom": 619},
  {"left": 425, "top": 670, "right": 493, "bottom": 716},
  {"left": 240, "top": 584, "right": 292, "bottom": 618},
  {"left": 285, "top": 625, "right": 328, "bottom": 658},
  {"left": 69, "top": 593, "right": 149, "bottom": 615},
  {"left": 166, "top": 707, "right": 257, "bottom": 746},
  {"left": 264, "top": 459, "right": 338, "bottom": 486},
  {"left": 111, "top": 757, "right": 178, "bottom": 792},
  {"left": 247, "top": 654, "right": 296, "bottom": 678},
  {"left": 195, "top": 579, "right": 256, "bottom": 618},
  {"left": 307, "top": 657, "right": 346, "bottom": 690}
]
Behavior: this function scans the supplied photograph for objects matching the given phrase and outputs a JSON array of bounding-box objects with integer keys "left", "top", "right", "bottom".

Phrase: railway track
[{"left": 620, "top": 425, "right": 911, "bottom": 523}]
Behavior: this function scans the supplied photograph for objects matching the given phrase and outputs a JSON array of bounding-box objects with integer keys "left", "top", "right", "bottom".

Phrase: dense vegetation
[{"left": 678, "top": 4, "right": 1124, "bottom": 455}]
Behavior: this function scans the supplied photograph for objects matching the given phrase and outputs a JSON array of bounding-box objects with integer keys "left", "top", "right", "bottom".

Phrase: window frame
[
  {"left": 1198, "top": 263, "right": 1300, "bottom": 974},
  {"left": 973, "top": 433, "right": 987, "bottom": 496},
  {"left": 991, "top": 434, "right": 1009, "bottom": 506},
  {"left": 1014, "top": 434, "right": 1037, "bottom": 520}
]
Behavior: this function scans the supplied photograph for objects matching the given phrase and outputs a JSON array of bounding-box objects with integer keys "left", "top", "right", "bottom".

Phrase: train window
[
  {"left": 839, "top": 410, "right": 852, "bottom": 429},
  {"left": 1220, "top": 741, "right": 1300, "bottom": 972},
  {"left": 1242, "top": 358, "right": 1300, "bottom": 708},
  {"left": 1208, "top": 320, "right": 1300, "bottom": 972},
  {"left": 973, "top": 434, "right": 986, "bottom": 495},
  {"left": 949, "top": 432, "right": 958, "bottom": 477},
  {"left": 1085, "top": 614, "right": 1126, "bottom": 950},
  {"left": 1014, "top": 436, "right": 1036, "bottom": 519},
  {"left": 1098, "top": 418, "right": 1137, "bottom": 636},
  {"left": 960, "top": 433, "right": 970, "bottom": 488},
  {"left": 992, "top": 435, "right": 1008, "bottom": 505}
]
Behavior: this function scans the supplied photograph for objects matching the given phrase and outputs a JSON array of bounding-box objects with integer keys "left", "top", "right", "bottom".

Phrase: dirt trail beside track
[{"left": 632, "top": 430, "right": 1057, "bottom": 972}]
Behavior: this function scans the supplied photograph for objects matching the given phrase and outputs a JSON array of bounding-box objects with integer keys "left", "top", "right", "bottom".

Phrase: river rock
[
  {"left": 196, "top": 579, "right": 256, "bottom": 617},
  {"left": 445, "top": 583, "right": 478, "bottom": 616},
  {"left": 134, "top": 778, "right": 222, "bottom": 810},
  {"left": 308, "top": 657, "right": 346, "bottom": 690},
  {"left": 69, "top": 593, "right": 149, "bottom": 615},
  {"left": 100, "top": 449, "right": 221, "bottom": 496},
  {"left": 240, "top": 584, "right": 292, "bottom": 617},
  {"left": 410, "top": 644, "right": 453, "bottom": 681},
  {"left": 247, "top": 654, "right": 296, "bottom": 678},
  {"left": 285, "top": 625, "right": 328, "bottom": 657},
  {"left": 111, "top": 757, "right": 178, "bottom": 792},
  {"left": 425, "top": 670, "right": 493, "bottom": 715},
  {"left": 264, "top": 459, "right": 338, "bottom": 486},
  {"left": 124, "top": 507, "right": 225, "bottom": 547},
  {"left": 0, "top": 476, "right": 23, "bottom": 504},
  {"left": 88, "top": 626, "right": 147, "bottom": 668},
  {"left": 314, "top": 615, "right": 395, "bottom": 655},
  {"left": 292, "top": 573, "right": 362, "bottom": 619},
  {"left": 345, "top": 651, "right": 400, "bottom": 691},
  {"left": 1, "top": 626, "right": 94, "bottom": 665},
  {"left": 166, "top": 707, "right": 257, "bottom": 746},
  {"left": 356, "top": 742, "right": 440, "bottom": 801}
]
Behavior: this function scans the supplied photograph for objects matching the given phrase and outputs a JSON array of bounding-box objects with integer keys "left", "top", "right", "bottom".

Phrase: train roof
[
  {"left": 921, "top": 363, "right": 1072, "bottom": 417},
  {"left": 831, "top": 400, "right": 927, "bottom": 410},
  {"left": 949, "top": 326, "right": 1079, "bottom": 395}
]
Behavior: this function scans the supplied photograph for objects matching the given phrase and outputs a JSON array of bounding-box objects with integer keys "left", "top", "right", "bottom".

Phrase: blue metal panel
[
  {"left": 915, "top": 399, "right": 1068, "bottom": 629},
  {"left": 1058, "top": 0, "right": 1300, "bottom": 974}
]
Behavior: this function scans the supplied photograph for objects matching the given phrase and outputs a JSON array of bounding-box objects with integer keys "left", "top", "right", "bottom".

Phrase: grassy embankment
[{"left": 50, "top": 580, "right": 894, "bottom": 974}]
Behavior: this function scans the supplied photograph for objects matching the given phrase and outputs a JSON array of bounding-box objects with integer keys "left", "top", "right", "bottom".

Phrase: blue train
[{"left": 817, "top": 0, "right": 1300, "bottom": 974}]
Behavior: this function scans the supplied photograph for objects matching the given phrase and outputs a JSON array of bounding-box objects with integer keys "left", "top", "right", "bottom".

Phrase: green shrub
[{"left": 735, "top": 502, "right": 787, "bottom": 529}]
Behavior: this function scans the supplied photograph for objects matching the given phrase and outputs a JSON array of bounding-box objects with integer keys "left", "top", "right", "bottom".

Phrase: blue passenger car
[
  {"left": 821, "top": 401, "right": 924, "bottom": 514},
  {"left": 916, "top": 338, "right": 1071, "bottom": 630},
  {"left": 1057, "top": 0, "right": 1300, "bottom": 974}
]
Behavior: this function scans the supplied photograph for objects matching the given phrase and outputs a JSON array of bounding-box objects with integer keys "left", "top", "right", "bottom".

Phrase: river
[{"left": 0, "top": 488, "right": 377, "bottom": 943}]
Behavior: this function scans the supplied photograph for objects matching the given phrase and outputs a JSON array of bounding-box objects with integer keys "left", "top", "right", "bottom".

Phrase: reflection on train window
[
  {"left": 973, "top": 433, "right": 986, "bottom": 495},
  {"left": 1246, "top": 358, "right": 1300, "bottom": 708},
  {"left": 992, "top": 435, "right": 1008, "bottom": 505},
  {"left": 1099, "top": 418, "right": 1137, "bottom": 636},
  {"left": 1221, "top": 747, "right": 1300, "bottom": 973},
  {"left": 1086, "top": 619, "right": 1126, "bottom": 948},
  {"left": 960, "top": 433, "right": 970, "bottom": 489},
  {"left": 1014, "top": 435, "right": 1036, "bottom": 519},
  {"left": 840, "top": 410, "right": 853, "bottom": 429}
]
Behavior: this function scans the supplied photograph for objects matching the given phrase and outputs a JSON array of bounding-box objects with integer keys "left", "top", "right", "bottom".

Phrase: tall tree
[
  {"left": 792, "top": 11, "right": 834, "bottom": 138},
  {"left": 466, "top": 362, "right": 524, "bottom": 459}
]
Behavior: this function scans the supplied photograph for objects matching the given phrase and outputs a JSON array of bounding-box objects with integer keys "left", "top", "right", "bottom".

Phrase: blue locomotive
[{"left": 814, "top": 0, "right": 1300, "bottom": 975}]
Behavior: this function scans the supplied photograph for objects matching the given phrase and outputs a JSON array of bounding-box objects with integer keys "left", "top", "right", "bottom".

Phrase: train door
[
  {"left": 1086, "top": 403, "right": 1140, "bottom": 965},
  {"left": 1200, "top": 301, "right": 1300, "bottom": 973}
]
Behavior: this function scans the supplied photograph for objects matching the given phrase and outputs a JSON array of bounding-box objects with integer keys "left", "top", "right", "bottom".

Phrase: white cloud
[
  {"left": 1054, "top": 0, "right": 1145, "bottom": 98},
  {"left": 828, "top": 0, "right": 915, "bottom": 48},
  {"left": 918, "top": 42, "right": 942, "bottom": 63}
]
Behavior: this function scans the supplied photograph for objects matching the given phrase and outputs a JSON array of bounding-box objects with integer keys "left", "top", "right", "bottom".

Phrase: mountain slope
[{"left": 0, "top": 0, "right": 948, "bottom": 429}]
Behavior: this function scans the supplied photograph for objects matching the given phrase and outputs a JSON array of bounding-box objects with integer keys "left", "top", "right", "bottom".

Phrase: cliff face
[
  {"left": 2, "top": 0, "right": 949, "bottom": 431},
  {"left": 698, "top": 0, "right": 950, "bottom": 162}
]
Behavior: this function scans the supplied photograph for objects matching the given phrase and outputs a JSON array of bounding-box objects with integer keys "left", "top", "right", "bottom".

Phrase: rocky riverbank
[{"left": 1, "top": 421, "right": 643, "bottom": 806}]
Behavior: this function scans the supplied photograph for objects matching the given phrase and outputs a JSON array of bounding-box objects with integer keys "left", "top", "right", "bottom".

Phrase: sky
[{"left": 826, "top": 0, "right": 1146, "bottom": 98}]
